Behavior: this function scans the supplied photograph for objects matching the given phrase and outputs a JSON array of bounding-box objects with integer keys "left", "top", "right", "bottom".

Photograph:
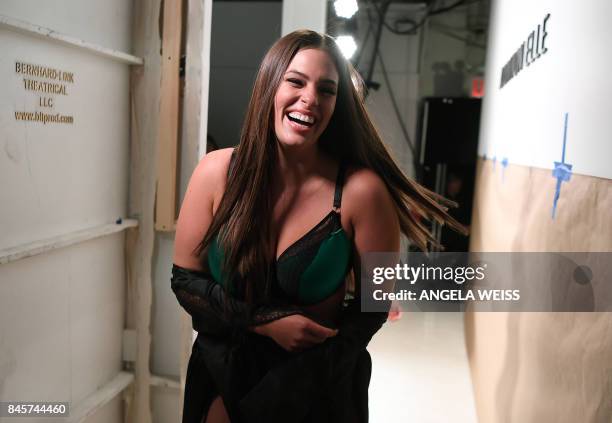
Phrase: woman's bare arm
[
  {"left": 344, "top": 167, "right": 400, "bottom": 262},
  {"left": 174, "top": 148, "right": 233, "bottom": 269}
]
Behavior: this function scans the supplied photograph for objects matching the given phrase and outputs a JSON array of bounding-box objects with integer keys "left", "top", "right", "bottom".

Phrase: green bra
[{"left": 208, "top": 162, "right": 352, "bottom": 305}]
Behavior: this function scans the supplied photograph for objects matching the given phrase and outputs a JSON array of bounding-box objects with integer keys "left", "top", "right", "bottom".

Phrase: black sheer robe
[{"left": 171, "top": 263, "right": 389, "bottom": 423}]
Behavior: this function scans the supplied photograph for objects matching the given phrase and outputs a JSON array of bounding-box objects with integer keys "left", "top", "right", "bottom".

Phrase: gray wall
[
  {"left": 355, "top": 3, "right": 422, "bottom": 178},
  {"left": 207, "top": 1, "right": 283, "bottom": 148}
]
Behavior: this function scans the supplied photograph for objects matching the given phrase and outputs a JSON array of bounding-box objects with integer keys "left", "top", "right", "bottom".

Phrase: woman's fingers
[
  {"left": 299, "top": 330, "right": 326, "bottom": 345},
  {"left": 260, "top": 314, "right": 340, "bottom": 352},
  {"left": 304, "top": 320, "right": 338, "bottom": 339}
]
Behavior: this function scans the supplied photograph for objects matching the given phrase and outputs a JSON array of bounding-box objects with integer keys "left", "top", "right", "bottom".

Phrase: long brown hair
[{"left": 198, "top": 30, "right": 466, "bottom": 301}]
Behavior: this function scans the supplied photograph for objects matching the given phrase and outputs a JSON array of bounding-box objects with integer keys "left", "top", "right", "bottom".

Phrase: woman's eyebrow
[{"left": 285, "top": 70, "right": 338, "bottom": 86}]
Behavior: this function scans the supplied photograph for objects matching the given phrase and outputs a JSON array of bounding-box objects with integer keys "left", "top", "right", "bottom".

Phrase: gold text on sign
[
  {"left": 15, "top": 62, "right": 74, "bottom": 83},
  {"left": 39, "top": 97, "right": 54, "bottom": 108},
  {"left": 22, "top": 78, "right": 67, "bottom": 95}
]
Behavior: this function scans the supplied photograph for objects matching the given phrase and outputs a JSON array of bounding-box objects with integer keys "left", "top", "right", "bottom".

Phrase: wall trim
[
  {"left": 0, "top": 14, "right": 144, "bottom": 65},
  {"left": 0, "top": 219, "right": 138, "bottom": 265},
  {"left": 65, "top": 371, "right": 134, "bottom": 423}
]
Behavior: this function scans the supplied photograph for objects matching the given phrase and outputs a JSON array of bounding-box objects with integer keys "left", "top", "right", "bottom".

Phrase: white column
[{"left": 281, "top": 0, "right": 327, "bottom": 35}]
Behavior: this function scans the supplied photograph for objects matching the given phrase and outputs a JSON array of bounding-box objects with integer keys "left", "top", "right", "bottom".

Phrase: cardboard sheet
[{"left": 465, "top": 158, "right": 612, "bottom": 423}]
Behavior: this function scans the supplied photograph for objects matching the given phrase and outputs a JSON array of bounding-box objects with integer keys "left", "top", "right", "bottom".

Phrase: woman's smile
[
  {"left": 287, "top": 111, "right": 315, "bottom": 126},
  {"left": 285, "top": 110, "right": 317, "bottom": 134}
]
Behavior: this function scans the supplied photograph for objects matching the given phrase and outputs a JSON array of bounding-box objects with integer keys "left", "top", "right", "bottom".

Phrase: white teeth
[{"left": 288, "top": 112, "right": 315, "bottom": 124}]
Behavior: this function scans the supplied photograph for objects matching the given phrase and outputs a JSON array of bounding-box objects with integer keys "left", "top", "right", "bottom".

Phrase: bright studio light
[
  {"left": 336, "top": 35, "right": 357, "bottom": 59},
  {"left": 334, "top": 0, "right": 359, "bottom": 19}
]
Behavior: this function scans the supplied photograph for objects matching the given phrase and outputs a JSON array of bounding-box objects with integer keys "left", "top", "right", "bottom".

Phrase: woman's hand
[{"left": 253, "top": 314, "right": 338, "bottom": 352}]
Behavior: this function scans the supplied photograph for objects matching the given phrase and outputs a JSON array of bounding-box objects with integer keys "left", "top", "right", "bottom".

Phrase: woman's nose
[{"left": 300, "top": 86, "right": 319, "bottom": 106}]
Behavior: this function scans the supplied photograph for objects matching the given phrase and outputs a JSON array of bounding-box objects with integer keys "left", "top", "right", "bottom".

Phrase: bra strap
[{"left": 333, "top": 163, "right": 345, "bottom": 210}]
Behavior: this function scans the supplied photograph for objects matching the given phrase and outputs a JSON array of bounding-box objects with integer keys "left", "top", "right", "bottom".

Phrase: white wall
[
  {"left": 282, "top": 0, "right": 326, "bottom": 35},
  {"left": 0, "top": 34, "right": 130, "bottom": 250},
  {"left": 478, "top": 0, "right": 612, "bottom": 179},
  {"left": 0, "top": 1, "right": 133, "bottom": 421},
  {"left": 0, "top": 0, "right": 132, "bottom": 53}
]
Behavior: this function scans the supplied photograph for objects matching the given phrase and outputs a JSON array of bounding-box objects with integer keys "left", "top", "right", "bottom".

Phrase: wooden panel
[
  {"left": 155, "top": 0, "right": 183, "bottom": 231},
  {"left": 177, "top": 0, "right": 213, "bottom": 418},
  {"left": 126, "top": 0, "right": 164, "bottom": 421}
]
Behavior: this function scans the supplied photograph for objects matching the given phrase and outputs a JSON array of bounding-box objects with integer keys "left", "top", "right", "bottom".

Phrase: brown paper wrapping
[{"left": 466, "top": 158, "right": 612, "bottom": 423}]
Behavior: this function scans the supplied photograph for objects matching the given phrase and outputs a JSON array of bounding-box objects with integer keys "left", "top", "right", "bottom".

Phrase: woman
[{"left": 172, "top": 30, "right": 463, "bottom": 423}]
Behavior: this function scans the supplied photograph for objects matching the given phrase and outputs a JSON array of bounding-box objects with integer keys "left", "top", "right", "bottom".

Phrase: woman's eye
[
  {"left": 320, "top": 87, "right": 337, "bottom": 96},
  {"left": 287, "top": 78, "right": 303, "bottom": 87}
]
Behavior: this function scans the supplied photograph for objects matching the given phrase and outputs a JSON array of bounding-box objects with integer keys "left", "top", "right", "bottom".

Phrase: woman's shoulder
[
  {"left": 340, "top": 165, "right": 400, "bottom": 248},
  {"left": 187, "top": 148, "right": 235, "bottom": 206},
  {"left": 192, "top": 147, "right": 235, "bottom": 183},
  {"left": 341, "top": 165, "right": 396, "bottom": 225},
  {"left": 342, "top": 166, "right": 390, "bottom": 204}
]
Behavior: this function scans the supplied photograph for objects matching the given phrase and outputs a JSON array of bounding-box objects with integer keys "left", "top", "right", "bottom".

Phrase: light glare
[
  {"left": 336, "top": 35, "right": 357, "bottom": 59},
  {"left": 334, "top": 0, "right": 359, "bottom": 19}
]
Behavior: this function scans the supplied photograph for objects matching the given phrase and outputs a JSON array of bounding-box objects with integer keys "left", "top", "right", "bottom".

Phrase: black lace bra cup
[{"left": 208, "top": 156, "right": 352, "bottom": 305}]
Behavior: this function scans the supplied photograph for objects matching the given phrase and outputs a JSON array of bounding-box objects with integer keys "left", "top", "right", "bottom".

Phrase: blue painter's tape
[
  {"left": 551, "top": 113, "right": 573, "bottom": 219},
  {"left": 501, "top": 157, "right": 509, "bottom": 182},
  {"left": 552, "top": 162, "right": 572, "bottom": 182}
]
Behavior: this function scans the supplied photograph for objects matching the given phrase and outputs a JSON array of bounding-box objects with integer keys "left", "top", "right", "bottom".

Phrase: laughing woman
[{"left": 171, "top": 30, "right": 463, "bottom": 423}]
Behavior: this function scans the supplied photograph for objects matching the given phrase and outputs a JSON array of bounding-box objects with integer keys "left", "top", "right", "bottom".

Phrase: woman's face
[{"left": 273, "top": 48, "right": 339, "bottom": 148}]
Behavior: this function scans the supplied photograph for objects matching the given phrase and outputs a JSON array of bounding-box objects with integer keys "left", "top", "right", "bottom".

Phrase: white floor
[{"left": 368, "top": 312, "right": 478, "bottom": 423}]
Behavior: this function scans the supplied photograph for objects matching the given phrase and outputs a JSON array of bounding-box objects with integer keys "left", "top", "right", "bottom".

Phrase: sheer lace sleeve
[{"left": 171, "top": 264, "right": 303, "bottom": 336}]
